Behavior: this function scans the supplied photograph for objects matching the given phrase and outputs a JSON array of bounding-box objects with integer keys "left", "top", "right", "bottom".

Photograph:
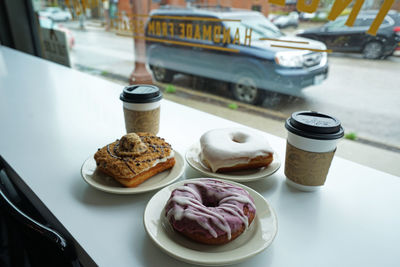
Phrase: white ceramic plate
[
  {"left": 80, "top": 151, "right": 184, "bottom": 194},
  {"left": 185, "top": 143, "right": 281, "bottom": 182},
  {"left": 143, "top": 178, "right": 278, "bottom": 266}
]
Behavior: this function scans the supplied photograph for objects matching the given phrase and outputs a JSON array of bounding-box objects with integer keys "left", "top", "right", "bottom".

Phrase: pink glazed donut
[{"left": 164, "top": 179, "right": 256, "bottom": 245}]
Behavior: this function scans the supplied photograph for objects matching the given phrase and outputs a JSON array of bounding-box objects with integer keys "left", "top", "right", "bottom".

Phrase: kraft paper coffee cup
[
  {"left": 284, "top": 111, "right": 344, "bottom": 191},
  {"left": 120, "top": 84, "right": 162, "bottom": 134}
]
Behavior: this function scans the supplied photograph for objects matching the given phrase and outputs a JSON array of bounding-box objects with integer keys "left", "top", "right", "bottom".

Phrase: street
[
  {"left": 66, "top": 20, "right": 400, "bottom": 148},
  {"left": 271, "top": 54, "right": 400, "bottom": 148},
  {"left": 69, "top": 21, "right": 134, "bottom": 77}
]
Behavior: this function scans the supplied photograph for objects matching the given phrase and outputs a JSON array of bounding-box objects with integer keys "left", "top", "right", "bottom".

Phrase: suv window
[
  {"left": 330, "top": 15, "right": 393, "bottom": 30},
  {"left": 223, "top": 15, "right": 282, "bottom": 42},
  {"left": 146, "top": 18, "right": 172, "bottom": 38},
  {"left": 326, "top": 17, "right": 347, "bottom": 30},
  {"left": 147, "top": 16, "right": 222, "bottom": 42},
  {"left": 352, "top": 15, "right": 392, "bottom": 28},
  {"left": 199, "top": 20, "right": 222, "bottom": 43},
  {"left": 353, "top": 17, "right": 375, "bottom": 27}
]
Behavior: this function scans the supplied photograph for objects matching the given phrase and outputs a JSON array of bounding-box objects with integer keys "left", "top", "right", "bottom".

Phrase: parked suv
[
  {"left": 272, "top": 12, "right": 299, "bottom": 29},
  {"left": 297, "top": 10, "right": 400, "bottom": 59},
  {"left": 145, "top": 6, "right": 329, "bottom": 104}
]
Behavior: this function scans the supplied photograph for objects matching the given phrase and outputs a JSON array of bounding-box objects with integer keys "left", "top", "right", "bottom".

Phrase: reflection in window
[
  {"left": 326, "top": 18, "right": 347, "bottom": 30},
  {"left": 223, "top": 15, "right": 283, "bottom": 41}
]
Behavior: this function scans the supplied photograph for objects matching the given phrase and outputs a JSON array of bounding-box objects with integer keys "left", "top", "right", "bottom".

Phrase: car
[
  {"left": 272, "top": 12, "right": 299, "bottom": 28},
  {"left": 299, "top": 12, "right": 316, "bottom": 21},
  {"left": 39, "top": 16, "right": 75, "bottom": 49},
  {"left": 296, "top": 10, "right": 400, "bottom": 59},
  {"left": 145, "top": 7, "right": 329, "bottom": 104},
  {"left": 268, "top": 13, "right": 279, "bottom": 22},
  {"left": 39, "top": 7, "right": 72, "bottom": 22}
]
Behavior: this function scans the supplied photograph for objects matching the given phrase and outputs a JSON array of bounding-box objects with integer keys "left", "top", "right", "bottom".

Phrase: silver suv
[{"left": 145, "top": 6, "right": 329, "bottom": 104}]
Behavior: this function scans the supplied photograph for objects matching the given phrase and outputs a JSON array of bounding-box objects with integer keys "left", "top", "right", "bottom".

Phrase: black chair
[{"left": 0, "top": 157, "right": 81, "bottom": 267}]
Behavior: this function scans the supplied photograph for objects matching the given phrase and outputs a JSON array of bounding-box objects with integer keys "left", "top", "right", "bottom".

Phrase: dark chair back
[{"left": 0, "top": 156, "right": 80, "bottom": 267}]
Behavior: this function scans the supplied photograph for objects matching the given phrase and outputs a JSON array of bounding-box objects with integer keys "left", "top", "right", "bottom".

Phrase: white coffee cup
[
  {"left": 120, "top": 85, "right": 162, "bottom": 134},
  {"left": 284, "top": 111, "right": 344, "bottom": 191}
]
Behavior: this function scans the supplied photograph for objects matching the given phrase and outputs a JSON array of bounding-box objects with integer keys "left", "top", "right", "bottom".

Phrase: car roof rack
[
  {"left": 192, "top": 4, "right": 232, "bottom": 11},
  {"left": 158, "top": 4, "right": 232, "bottom": 12},
  {"left": 158, "top": 5, "right": 191, "bottom": 10}
]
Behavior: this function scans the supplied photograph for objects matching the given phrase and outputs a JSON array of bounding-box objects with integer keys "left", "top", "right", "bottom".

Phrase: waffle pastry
[{"left": 94, "top": 133, "right": 175, "bottom": 187}]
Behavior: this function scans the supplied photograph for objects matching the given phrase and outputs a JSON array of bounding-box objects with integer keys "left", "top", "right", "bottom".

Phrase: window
[
  {"left": 223, "top": 15, "right": 283, "bottom": 41},
  {"left": 251, "top": 5, "right": 262, "bottom": 12},
  {"left": 3, "top": 0, "right": 398, "bottom": 175},
  {"left": 326, "top": 17, "right": 347, "bottom": 30},
  {"left": 353, "top": 17, "right": 375, "bottom": 27}
]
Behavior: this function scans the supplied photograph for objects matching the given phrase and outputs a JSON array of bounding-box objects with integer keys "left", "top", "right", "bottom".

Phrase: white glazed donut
[{"left": 200, "top": 128, "right": 274, "bottom": 173}]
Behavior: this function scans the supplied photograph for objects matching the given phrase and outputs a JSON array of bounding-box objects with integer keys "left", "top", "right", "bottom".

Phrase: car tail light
[{"left": 394, "top": 26, "right": 400, "bottom": 36}]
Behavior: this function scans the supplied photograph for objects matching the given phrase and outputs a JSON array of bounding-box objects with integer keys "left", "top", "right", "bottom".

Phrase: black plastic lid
[
  {"left": 285, "top": 111, "right": 344, "bottom": 140},
  {"left": 120, "top": 84, "right": 162, "bottom": 103}
]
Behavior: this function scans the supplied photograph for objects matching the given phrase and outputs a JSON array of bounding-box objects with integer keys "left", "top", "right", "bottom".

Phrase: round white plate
[
  {"left": 185, "top": 143, "right": 281, "bottom": 182},
  {"left": 80, "top": 151, "right": 185, "bottom": 194},
  {"left": 143, "top": 178, "right": 278, "bottom": 266}
]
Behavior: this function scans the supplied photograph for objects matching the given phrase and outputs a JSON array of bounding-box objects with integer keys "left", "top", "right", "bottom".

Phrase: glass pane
[
  {"left": 353, "top": 17, "right": 375, "bottom": 27},
  {"left": 28, "top": 0, "right": 400, "bottom": 174},
  {"left": 326, "top": 17, "right": 347, "bottom": 29}
]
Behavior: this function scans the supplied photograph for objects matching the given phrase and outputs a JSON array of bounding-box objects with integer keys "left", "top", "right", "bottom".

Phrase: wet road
[
  {"left": 271, "top": 54, "right": 400, "bottom": 147},
  {"left": 68, "top": 21, "right": 134, "bottom": 77}
]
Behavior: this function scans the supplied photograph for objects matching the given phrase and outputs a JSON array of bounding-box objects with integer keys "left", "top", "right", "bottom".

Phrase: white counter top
[{"left": 1, "top": 46, "right": 399, "bottom": 267}]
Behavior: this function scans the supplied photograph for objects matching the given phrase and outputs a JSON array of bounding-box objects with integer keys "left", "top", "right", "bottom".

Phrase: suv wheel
[
  {"left": 150, "top": 62, "right": 174, "bottom": 83},
  {"left": 231, "top": 73, "right": 264, "bottom": 105},
  {"left": 363, "top": 41, "right": 383, "bottom": 59}
]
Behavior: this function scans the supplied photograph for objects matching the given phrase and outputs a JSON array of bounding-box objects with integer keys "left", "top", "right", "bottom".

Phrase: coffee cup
[
  {"left": 284, "top": 111, "right": 344, "bottom": 191},
  {"left": 120, "top": 84, "right": 162, "bottom": 134}
]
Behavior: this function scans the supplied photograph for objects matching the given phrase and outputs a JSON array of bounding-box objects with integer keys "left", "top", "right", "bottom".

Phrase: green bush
[
  {"left": 270, "top": 11, "right": 289, "bottom": 16},
  {"left": 340, "top": 8, "right": 353, "bottom": 16},
  {"left": 165, "top": 84, "right": 176, "bottom": 93},
  {"left": 311, "top": 17, "right": 328, "bottom": 22},
  {"left": 344, "top": 132, "right": 357, "bottom": 140},
  {"left": 228, "top": 103, "right": 238, "bottom": 110}
]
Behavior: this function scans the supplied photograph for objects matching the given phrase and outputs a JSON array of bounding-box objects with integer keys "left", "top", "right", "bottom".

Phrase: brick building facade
[
  {"left": 118, "top": 0, "right": 271, "bottom": 17},
  {"left": 117, "top": 0, "right": 400, "bottom": 19}
]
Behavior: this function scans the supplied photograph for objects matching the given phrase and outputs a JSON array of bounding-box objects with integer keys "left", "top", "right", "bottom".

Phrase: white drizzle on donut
[
  {"left": 200, "top": 128, "right": 274, "bottom": 172},
  {"left": 166, "top": 180, "right": 256, "bottom": 240}
]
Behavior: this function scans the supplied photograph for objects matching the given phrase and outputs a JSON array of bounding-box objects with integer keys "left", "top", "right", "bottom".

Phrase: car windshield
[
  {"left": 39, "top": 17, "right": 54, "bottom": 28},
  {"left": 325, "top": 17, "right": 347, "bottom": 29},
  {"left": 224, "top": 15, "right": 283, "bottom": 40}
]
